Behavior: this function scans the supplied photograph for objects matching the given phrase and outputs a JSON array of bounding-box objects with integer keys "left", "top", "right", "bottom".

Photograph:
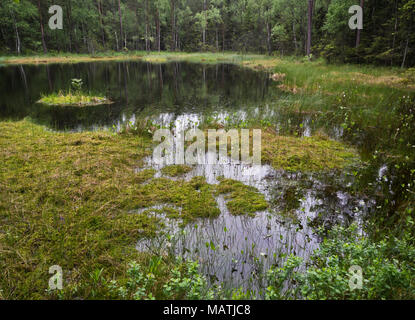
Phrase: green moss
[
  {"left": 139, "top": 206, "right": 182, "bottom": 221},
  {"left": 161, "top": 164, "right": 193, "bottom": 177},
  {"left": 215, "top": 177, "right": 268, "bottom": 216},
  {"left": 38, "top": 92, "right": 112, "bottom": 107},
  {"left": 134, "top": 169, "right": 156, "bottom": 184},
  {"left": 262, "top": 130, "right": 359, "bottom": 172},
  {"left": 135, "top": 176, "right": 220, "bottom": 222},
  {"left": 0, "top": 119, "right": 156, "bottom": 299}
]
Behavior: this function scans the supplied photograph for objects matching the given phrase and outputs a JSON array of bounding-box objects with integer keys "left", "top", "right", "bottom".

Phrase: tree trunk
[
  {"left": 145, "top": 0, "right": 149, "bottom": 51},
  {"left": 66, "top": 0, "right": 78, "bottom": 53},
  {"left": 356, "top": 0, "right": 364, "bottom": 48},
  {"left": 36, "top": 0, "right": 48, "bottom": 53},
  {"left": 155, "top": 9, "right": 161, "bottom": 52},
  {"left": 117, "top": 0, "right": 123, "bottom": 51},
  {"left": 306, "top": 0, "right": 313, "bottom": 56},
  {"left": 292, "top": 20, "right": 298, "bottom": 52},
  {"left": 266, "top": 22, "right": 271, "bottom": 55},
  {"left": 391, "top": 0, "right": 398, "bottom": 65},
  {"left": 216, "top": 27, "right": 219, "bottom": 51},
  {"left": 401, "top": 37, "right": 409, "bottom": 68},
  {"left": 170, "top": 0, "right": 176, "bottom": 51},
  {"left": 12, "top": 13, "right": 21, "bottom": 55},
  {"left": 115, "top": 31, "right": 119, "bottom": 51},
  {"left": 202, "top": 0, "right": 207, "bottom": 50},
  {"left": 97, "top": 0, "right": 105, "bottom": 47},
  {"left": 222, "top": 24, "right": 225, "bottom": 51}
]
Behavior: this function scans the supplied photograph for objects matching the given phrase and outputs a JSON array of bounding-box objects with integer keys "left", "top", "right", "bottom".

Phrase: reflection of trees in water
[{"left": 0, "top": 61, "right": 276, "bottom": 130}]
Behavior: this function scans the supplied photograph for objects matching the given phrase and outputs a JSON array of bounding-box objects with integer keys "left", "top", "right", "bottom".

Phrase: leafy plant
[
  {"left": 71, "top": 78, "right": 83, "bottom": 93},
  {"left": 162, "top": 258, "right": 215, "bottom": 300},
  {"left": 265, "top": 224, "right": 415, "bottom": 300},
  {"left": 108, "top": 258, "right": 216, "bottom": 300}
]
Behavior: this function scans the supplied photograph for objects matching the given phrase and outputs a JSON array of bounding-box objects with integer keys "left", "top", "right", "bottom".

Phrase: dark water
[{"left": 0, "top": 61, "right": 282, "bottom": 131}]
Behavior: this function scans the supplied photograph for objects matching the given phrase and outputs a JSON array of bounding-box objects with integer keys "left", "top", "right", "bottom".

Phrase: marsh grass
[
  {"left": 38, "top": 91, "right": 112, "bottom": 107},
  {"left": 215, "top": 177, "right": 268, "bottom": 216},
  {"left": 262, "top": 129, "right": 359, "bottom": 172},
  {"left": 0, "top": 120, "right": 159, "bottom": 299},
  {"left": 161, "top": 165, "right": 193, "bottom": 177}
]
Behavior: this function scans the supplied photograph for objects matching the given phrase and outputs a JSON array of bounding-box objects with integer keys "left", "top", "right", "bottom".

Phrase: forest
[{"left": 0, "top": 0, "right": 414, "bottom": 67}]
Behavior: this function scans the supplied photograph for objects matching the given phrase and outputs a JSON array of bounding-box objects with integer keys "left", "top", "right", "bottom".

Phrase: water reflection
[
  {"left": 0, "top": 61, "right": 345, "bottom": 139},
  {"left": 0, "top": 62, "right": 275, "bottom": 130},
  {"left": 135, "top": 153, "right": 370, "bottom": 296}
]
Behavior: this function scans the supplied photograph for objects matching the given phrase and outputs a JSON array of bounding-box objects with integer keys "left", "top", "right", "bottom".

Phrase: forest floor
[{"left": 0, "top": 52, "right": 414, "bottom": 299}]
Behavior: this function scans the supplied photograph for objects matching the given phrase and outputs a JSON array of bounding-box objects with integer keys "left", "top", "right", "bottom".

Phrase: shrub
[{"left": 266, "top": 224, "right": 415, "bottom": 300}]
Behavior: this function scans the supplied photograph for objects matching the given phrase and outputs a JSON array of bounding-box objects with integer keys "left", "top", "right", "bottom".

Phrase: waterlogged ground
[
  {"left": 0, "top": 59, "right": 383, "bottom": 298},
  {"left": 134, "top": 154, "right": 368, "bottom": 295}
]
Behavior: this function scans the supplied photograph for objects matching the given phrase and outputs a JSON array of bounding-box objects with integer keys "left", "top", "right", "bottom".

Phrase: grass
[
  {"left": 135, "top": 176, "right": 221, "bottom": 221},
  {"left": 38, "top": 91, "right": 112, "bottom": 107},
  {"left": 262, "top": 129, "right": 359, "bottom": 172},
  {"left": 2, "top": 50, "right": 413, "bottom": 89},
  {"left": 0, "top": 120, "right": 156, "bottom": 299},
  {"left": 160, "top": 165, "right": 193, "bottom": 177},
  {"left": 1, "top": 51, "right": 146, "bottom": 65},
  {"left": 215, "top": 177, "right": 268, "bottom": 216},
  {"left": 135, "top": 174, "right": 269, "bottom": 221}
]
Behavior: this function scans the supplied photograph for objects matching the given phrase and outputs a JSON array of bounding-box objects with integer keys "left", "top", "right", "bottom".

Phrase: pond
[
  {"left": 0, "top": 61, "right": 342, "bottom": 137},
  {"left": 0, "top": 61, "right": 370, "bottom": 297},
  {"left": 0, "top": 62, "right": 275, "bottom": 130}
]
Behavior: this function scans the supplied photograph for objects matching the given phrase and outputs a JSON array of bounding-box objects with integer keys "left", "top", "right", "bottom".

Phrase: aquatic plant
[{"left": 71, "top": 78, "right": 83, "bottom": 93}]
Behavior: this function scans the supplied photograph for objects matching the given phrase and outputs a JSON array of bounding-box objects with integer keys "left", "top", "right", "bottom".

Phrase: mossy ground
[
  {"left": 0, "top": 120, "right": 270, "bottom": 298},
  {"left": 262, "top": 129, "right": 358, "bottom": 172},
  {"left": 215, "top": 177, "right": 268, "bottom": 216},
  {"left": 135, "top": 176, "right": 221, "bottom": 222},
  {"left": 160, "top": 164, "right": 193, "bottom": 177},
  {"left": 38, "top": 91, "right": 112, "bottom": 107},
  {"left": 0, "top": 120, "right": 157, "bottom": 299},
  {"left": 0, "top": 102, "right": 360, "bottom": 299}
]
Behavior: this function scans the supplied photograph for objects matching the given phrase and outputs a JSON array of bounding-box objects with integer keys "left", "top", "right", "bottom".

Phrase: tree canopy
[{"left": 0, "top": 0, "right": 413, "bottom": 66}]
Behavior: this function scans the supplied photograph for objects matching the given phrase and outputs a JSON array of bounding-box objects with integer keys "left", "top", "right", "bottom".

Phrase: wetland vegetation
[
  {"left": 0, "top": 0, "right": 414, "bottom": 301},
  {"left": 1, "top": 53, "right": 414, "bottom": 299}
]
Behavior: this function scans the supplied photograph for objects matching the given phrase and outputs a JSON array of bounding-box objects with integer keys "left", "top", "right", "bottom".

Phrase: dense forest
[{"left": 0, "top": 0, "right": 414, "bottom": 67}]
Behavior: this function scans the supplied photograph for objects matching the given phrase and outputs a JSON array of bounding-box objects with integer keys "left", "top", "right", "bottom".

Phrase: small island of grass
[{"left": 37, "top": 78, "right": 113, "bottom": 107}]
